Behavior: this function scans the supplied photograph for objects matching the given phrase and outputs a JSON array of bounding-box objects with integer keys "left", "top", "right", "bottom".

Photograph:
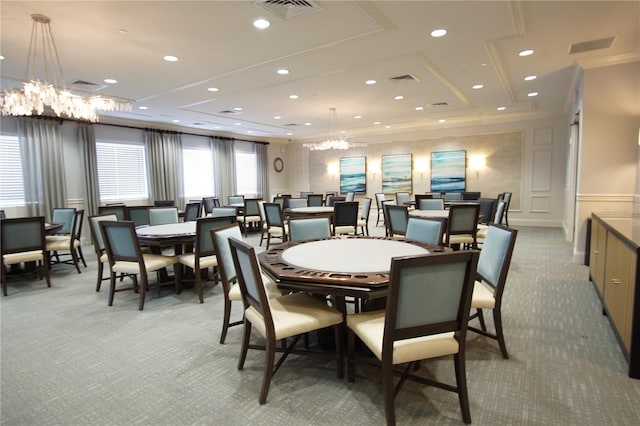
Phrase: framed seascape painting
[
  {"left": 339, "top": 156, "right": 366, "bottom": 194},
  {"left": 382, "top": 153, "right": 412, "bottom": 193},
  {"left": 430, "top": 150, "right": 466, "bottom": 192}
]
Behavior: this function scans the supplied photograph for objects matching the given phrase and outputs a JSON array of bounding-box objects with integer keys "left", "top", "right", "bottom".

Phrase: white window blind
[
  {"left": 235, "top": 142, "right": 257, "bottom": 196},
  {"left": 0, "top": 135, "right": 26, "bottom": 207},
  {"left": 96, "top": 141, "right": 149, "bottom": 201},
  {"left": 182, "top": 144, "right": 214, "bottom": 198}
]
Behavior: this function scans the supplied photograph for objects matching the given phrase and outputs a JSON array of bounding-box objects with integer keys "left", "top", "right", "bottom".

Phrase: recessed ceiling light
[
  {"left": 214, "top": 125, "right": 221, "bottom": 129},
  {"left": 289, "top": 94, "right": 299, "bottom": 99},
  {"left": 373, "top": 121, "right": 381, "bottom": 125},
  {"left": 385, "top": 125, "right": 392, "bottom": 129},
  {"left": 528, "top": 92, "right": 539, "bottom": 97},
  {"left": 163, "top": 55, "right": 178, "bottom": 62},
  {"left": 172, "top": 119, "right": 180, "bottom": 123},
  {"left": 304, "top": 122, "right": 311, "bottom": 126},
  {"left": 439, "top": 119, "right": 446, "bottom": 123},
  {"left": 286, "top": 132, "right": 293, "bottom": 136},
  {"left": 524, "top": 75, "right": 537, "bottom": 81},
  {"left": 366, "top": 80, "right": 376, "bottom": 85},
  {"left": 497, "top": 106, "right": 506, "bottom": 111},
  {"left": 277, "top": 69, "right": 290, "bottom": 75},
  {"left": 235, "top": 122, "right": 242, "bottom": 126},
  {"left": 138, "top": 106, "right": 148, "bottom": 110},
  {"left": 104, "top": 78, "right": 117, "bottom": 84},
  {"left": 354, "top": 115, "right": 362, "bottom": 119},
  {"left": 519, "top": 49, "right": 534, "bottom": 57},
  {"left": 0, "top": 55, "right": 5, "bottom": 60},
  {"left": 472, "top": 84, "right": 484, "bottom": 89},
  {"left": 273, "top": 116, "right": 282, "bottom": 120},
  {"left": 234, "top": 107, "right": 243, "bottom": 111},
  {"left": 431, "top": 28, "right": 447, "bottom": 38},
  {"left": 394, "top": 95, "right": 404, "bottom": 100},
  {"left": 208, "top": 87, "right": 219, "bottom": 92},
  {"left": 247, "top": 130, "right": 253, "bottom": 134},
  {"left": 117, "top": 29, "right": 127, "bottom": 34},
  {"left": 253, "top": 18, "right": 270, "bottom": 29},
  {"left": 415, "top": 106, "right": 424, "bottom": 111}
]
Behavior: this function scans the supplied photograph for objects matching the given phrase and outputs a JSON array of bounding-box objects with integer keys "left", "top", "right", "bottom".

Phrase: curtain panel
[
  {"left": 211, "top": 137, "right": 236, "bottom": 204},
  {"left": 79, "top": 122, "right": 99, "bottom": 217},
  {"left": 145, "top": 130, "right": 184, "bottom": 207},
  {"left": 256, "top": 143, "right": 269, "bottom": 199},
  {"left": 17, "top": 117, "right": 66, "bottom": 220}
]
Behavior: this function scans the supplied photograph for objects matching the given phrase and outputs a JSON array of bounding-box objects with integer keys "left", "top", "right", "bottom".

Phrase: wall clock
[{"left": 274, "top": 157, "right": 284, "bottom": 173}]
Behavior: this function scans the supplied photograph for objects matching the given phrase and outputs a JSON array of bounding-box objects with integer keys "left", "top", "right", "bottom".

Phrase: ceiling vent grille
[
  {"left": 569, "top": 36, "right": 615, "bottom": 54},
  {"left": 256, "top": 0, "right": 321, "bottom": 20},
  {"left": 219, "top": 110, "right": 240, "bottom": 115},
  {"left": 388, "top": 74, "right": 420, "bottom": 83},
  {"left": 285, "top": 123, "right": 299, "bottom": 127},
  {"left": 429, "top": 101, "right": 449, "bottom": 108},
  {"left": 72, "top": 79, "right": 107, "bottom": 91}
]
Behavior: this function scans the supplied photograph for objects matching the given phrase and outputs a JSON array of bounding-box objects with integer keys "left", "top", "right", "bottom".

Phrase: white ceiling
[{"left": 1, "top": 1, "right": 638, "bottom": 144}]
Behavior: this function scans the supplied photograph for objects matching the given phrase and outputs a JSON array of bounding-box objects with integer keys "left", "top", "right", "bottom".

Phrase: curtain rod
[{"left": 49, "top": 115, "right": 269, "bottom": 145}]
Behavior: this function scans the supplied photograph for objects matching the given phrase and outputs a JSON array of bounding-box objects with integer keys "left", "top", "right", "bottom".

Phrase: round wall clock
[{"left": 274, "top": 157, "right": 284, "bottom": 173}]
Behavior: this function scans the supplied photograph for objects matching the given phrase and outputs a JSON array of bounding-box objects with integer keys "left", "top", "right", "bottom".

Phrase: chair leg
[
  {"left": 194, "top": 268, "right": 204, "bottom": 303},
  {"left": 382, "top": 359, "right": 396, "bottom": 426},
  {"left": 138, "top": 275, "right": 147, "bottom": 311},
  {"left": 238, "top": 320, "right": 252, "bottom": 369},
  {"left": 454, "top": 352, "right": 472, "bottom": 424},
  {"left": 347, "top": 330, "right": 356, "bottom": 383},
  {"left": 334, "top": 324, "right": 344, "bottom": 379},
  {"left": 476, "top": 308, "right": 487, "bottom": 331},
  {"left": 108, "top": 272, "right": 117, "bottom": 306},
  {"left": 96, "top": 262, "right": 104, "bottom": 292},
  {"left": 77, "top": 246, "right": 87, "bottom": 267},
  {"left": 493, "top": 308, "right": 509, "bottom": 359},
  {"left": 259, "top": 336, "right": 276, "bottom": 404},
  {"left": 220, "top": 295, "right": 233, "bottom": 344},
  {"left": 2, "top": 265, "right": 8, "bottom": 296},
  {"left": 71, "top": 248, "right": 81, "bottom": 274}
]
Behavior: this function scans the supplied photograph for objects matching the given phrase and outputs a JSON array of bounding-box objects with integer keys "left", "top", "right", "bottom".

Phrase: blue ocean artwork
[
  {"left": 431, "top": 150, "right": 466, "bottom": 192},
  {"left": 382, "top": 153, "right": 412, "bottom": 193},
  {"left": 340, "top": 157, "right": 366, "bottom": 193}
]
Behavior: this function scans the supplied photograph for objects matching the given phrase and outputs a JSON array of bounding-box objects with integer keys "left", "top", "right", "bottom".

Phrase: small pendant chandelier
[{"left": 303, "top": 107, "right": 366, "bottom": 151}]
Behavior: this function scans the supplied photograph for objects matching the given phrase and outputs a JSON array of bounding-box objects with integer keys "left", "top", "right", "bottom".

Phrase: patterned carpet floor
[{"left": 2, "top": 223, "right": 639, "bottom": 425}]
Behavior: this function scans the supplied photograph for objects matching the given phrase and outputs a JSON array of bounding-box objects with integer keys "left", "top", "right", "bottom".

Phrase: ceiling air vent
[
  {"left": 388, "top": 74, "right": 420, "bottom": 83},
  {"left": 256, "top": 0, "right": 321, "bottom": 20},
  {"left": 219, "top": 110, "right": 240, "bottom": 115},
  {"left": 285, "top": 123, "right": 299, "bottom": 127},
  {"left": 430, "top": 102, "right": 449, "bottom": 107},
  {"left": 569, "top": 36, "right": 615, "bottom": 54},
  {"left": 72, "top": 79, "right": 107, "bottom": 91}
]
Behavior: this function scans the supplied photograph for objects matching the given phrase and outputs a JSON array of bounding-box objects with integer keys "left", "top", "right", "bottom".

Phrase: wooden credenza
[{"left": 589, "top": 214, "right": 640, "bottom": 379}]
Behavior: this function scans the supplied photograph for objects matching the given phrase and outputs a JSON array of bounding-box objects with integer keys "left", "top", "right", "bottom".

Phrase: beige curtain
[
  {"left": 211, "top": 136, "right": 236, "bottom": 203},
  {"left": 145, "top": 130, "right": 184, "bottom": 206},
  {"left": 79, "top": 122, "right": 99, "bottom": 216}
]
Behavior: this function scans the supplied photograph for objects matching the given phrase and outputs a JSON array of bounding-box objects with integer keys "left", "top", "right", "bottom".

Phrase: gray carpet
[{"left": 2, "top": 222, "right": 640, "bottom": 425}]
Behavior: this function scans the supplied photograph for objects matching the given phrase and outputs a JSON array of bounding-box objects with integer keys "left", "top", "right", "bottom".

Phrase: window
[
  {"left": 182, "top": 142, "right": 214, "bottom": 198},
  {"left": 235, "top": 142, "right": 257, "bottom": 196},
  {"left": 0, "top": 135, "right": 25, "bottom": 207},
  {"left": 96, "top": 140, "right": 149, "bottom": 201}
]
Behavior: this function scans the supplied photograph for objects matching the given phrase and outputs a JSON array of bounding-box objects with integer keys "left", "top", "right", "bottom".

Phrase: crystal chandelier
[
  {"left": 303, "top": 107, "right": 366, "bottom": 151},
  {"left": 0, "top": 14, "right": 130, "bottom": 121}
]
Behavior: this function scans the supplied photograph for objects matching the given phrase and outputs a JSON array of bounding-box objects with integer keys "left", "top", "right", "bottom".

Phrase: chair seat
[
  {"left": 356, "top": 219, "right": 366, "bottom": 227},
  {"left": 112, "top": 254, "right": 177, "bottom": 274},
  {"left": 268, "top": 226, "right": 286, "bottom": 235},
  {"left": 177, "top": 253, "right": 218, "bottom": 269},
  {"left": 472, "top": 281, "right": 495, "bottom": 309},
  {"left": 334, "top": 225, "right": 355, "bottom": 235},
  {"left": 245, "top": 292, "right": 343, "bottom": 341},
  {"left": 3, "top": 250, "right": 44, "bottom": 265},
  {"left": 476, "top": 225, "right": 488, "bottom": 239},
  {"left": 45, "top": 237, "right": 80, "bottom": 251},
  {"left": 447, "top": 234, "right": 475, "bottom": 245},
  {"left": 241, "top": 215, "right": 262, "bottom": 223},
  {"left": 347, "top": 310, "right": 459, "bottom": 365}
]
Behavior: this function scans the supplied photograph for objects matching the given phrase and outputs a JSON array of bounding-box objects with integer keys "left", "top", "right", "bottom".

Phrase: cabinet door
[
  {"left": 604, "top": 236, "right": 635, "bottom": 350},
  {"left": 590, "top": 219, "right": 607, "bottom": 298}
]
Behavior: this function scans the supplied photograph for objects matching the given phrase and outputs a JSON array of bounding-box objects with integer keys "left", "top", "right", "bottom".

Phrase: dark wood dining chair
[
  {"left": 46, "top": 208, "right": 86, "bottom": 273},
  {"left": 1, "top": 216, "right": 51, "bottom": 296},
  {"left": 333, "top": 201, "right": 359, "bottom": 235},
  {"left": 229, "top": 237, "right": 343, "bottom": 404},
  {"left": 88, "top": 213, "right": 119, "bottom": 292},
  {"left": 347, "top": 250, "right": 479, "bottom": 425}
]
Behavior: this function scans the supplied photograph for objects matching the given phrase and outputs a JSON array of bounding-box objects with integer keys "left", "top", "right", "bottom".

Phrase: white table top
[
  {"left": 409, "top": 209, "right": 449, "bottom": 219},
  {"left": 289, "top": 206, "right": 334, "bottom": 214},
  {"left": 281, "top": 238, "right": 429, "bottom": 273},
  {"left": 136, "top": 222, "right": 196, "bottom": 237}
]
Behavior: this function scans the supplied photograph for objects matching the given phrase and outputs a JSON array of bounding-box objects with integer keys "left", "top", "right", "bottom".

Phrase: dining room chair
[
  {"left": 307, "top": 194, "right": 324, "bottom": 207},
  {"left": 238, "top": 198, "right": 263, "bottom": 237},
  {"left": 345, "top": 191, "right": 355, "bottom": 202},
  {"left": 153, "top": 200, "right": 175, "bottom": 207},
  {"left": 333, "top": 201, "right": 359, "bottom": 235},
  {"left": 468, "top": 224, "right": 518, "bottom": 359},
  {"left": 100, "top": 220, "right": 179, "bottom": 310},
  {"left": 462, "top": 191, "right": 481, "bottom": 200},
  {"left": 46, "top": 208, "right": 86, "bottom": 273},
  {"left": 356, "top": 197, "right": 372, "bottom": 236},
  {"left": 202, "top": 197, "right": 215, "bottom": 215},
  {"left": 445, "top": 204, "right": 480, "bottom": 250},
  {"left": 405, "top": 217, "right": 445, "bottom": 246},
  {"left": 299, "top": 191, "right": 312, "bottom": 199},
  {"left": 413, "top": 193, "right": 433, "bottom": 208},
  {"left": 327, "top": 196, "right": 346, "bottom": 207},
  {"left": 126, "top": 205, "right": 151, "bottom": 227},
  {"left": 374, "top": 193, "right": 389, "bottom": 227},
  {"left": 385, "top": 204, "right": 409, "bottom": 237},
  {"left": 394, "top": 191, "right": 411, "bottom": 206},
  {"left": 184, "top": 201, "right": 202, "bottom": 222},
  {"left": 346, "top": 250, "right": 479, "bottom": 425},
  {"left": 212, "top": 207, "right": 238, "bottom": 218},
  {"left": 98, "top": 205, "right": 127, "bottom": 221},
  {"left": 287, "top": 198, "right": 308, "bottom": 209},
  {"left": 50, "top": 207, "right": 76, "bottom": 235},
  {"left": 476, "top": 201, "right": 506, "bottom": 245},
  {"left": 263, "top": 202, "right": 287, "bottom": 249},
  {"left": 210, "top": 223, "right": 283, "bottom": 344},
  {"left": 289, "top": 217, "right": 332, "bottom": 241},
  {"left": 88, "top": 213, "right": 119, "bottom": 292},
  {"left": 477, "top": 198, "right": 497, "bottom": 226},
  {"left": 418, "top": 198, "right": 445, "bottom": 210},
  {"left": 177, "top": 215, "right": 237, "bottom": 303},
  {"left": 0, "top": 210, "right": 6, "bottom": 220},
  {"left": 148, "top": 207, "right": 179, "bottom": 226},
  {"left": 1, "top": 216, "right": 51, "bottom": 296},
  {"left": 502, "top": 192, "right": 512, "bottom": 226},
  {"left": 229, "top": 237, "right": 344, "bottom": 404},
  {"left": 444, "top": 192, "right": 463, "bottom": 202},
  {"left": 227, "top": 195, "right": 244, "bottom": 205}
]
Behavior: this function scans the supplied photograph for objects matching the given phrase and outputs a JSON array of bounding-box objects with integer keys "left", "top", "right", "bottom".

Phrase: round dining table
[{"left": 136, "top": 222, "right": 196, "bottom": 254}]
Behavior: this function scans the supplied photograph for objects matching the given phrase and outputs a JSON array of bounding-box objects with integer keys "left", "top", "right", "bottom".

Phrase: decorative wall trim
[
  {"left": 530, "top": 195, "right": 550, "bottom": 213},
  {"left": 576, "top": 193, "right": 635, "bottom": 203},
  {"left": 531, "top": 148, "right": 552, "bottom": 191}
]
